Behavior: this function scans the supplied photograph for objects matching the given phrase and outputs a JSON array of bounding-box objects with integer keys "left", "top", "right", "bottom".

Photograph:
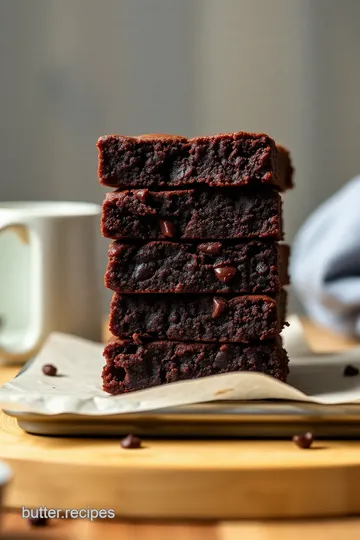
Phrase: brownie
[
  {"left": 102, "top": 339, "right": 289, "bottom": 394},
  {"left": 102, "top": 187, "right": 283, "bottom": 240},
  {"left": 109, "top": 292, "right": 287, "bottom": 343},
  {"left": 97, "top": 132, "right": 293, "bottom": 191},
  {"left": 105, "top": 241, "right": 290, "bottom": 294}
]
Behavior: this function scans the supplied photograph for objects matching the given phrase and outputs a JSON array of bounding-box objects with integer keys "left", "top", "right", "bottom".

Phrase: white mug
[{"left": 0, "top": 201, "right": 102, "bottom": 363}]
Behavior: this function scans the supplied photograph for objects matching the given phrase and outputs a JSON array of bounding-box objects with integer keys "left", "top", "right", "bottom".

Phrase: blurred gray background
[{"left": 1, "top": 0, "right": 360, "bottom": 313}]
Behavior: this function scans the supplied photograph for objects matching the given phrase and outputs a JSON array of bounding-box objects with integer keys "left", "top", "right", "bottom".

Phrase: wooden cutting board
[
  {"left": 1, "top": 404, "right": 360, "bottom": 519},
  {"left": 1, "top": 320, "right": 360, "bottom": 520}
]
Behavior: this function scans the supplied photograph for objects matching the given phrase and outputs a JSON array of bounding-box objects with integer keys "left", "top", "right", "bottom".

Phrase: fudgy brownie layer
[
  {"left": 97, "top": 132, "right": 293, "bottom": 191},
  {"left": 102, "top": 188, "right": 283, "bottom": 240},
  {"left": 106, "top": 241, "right": 290, "bottom": 294},
  {"left": 102, "top": 339, "right": 289, "bottom": 394},
  {"left": 109, "top": 293, "right": 287, "bottom": 343}
]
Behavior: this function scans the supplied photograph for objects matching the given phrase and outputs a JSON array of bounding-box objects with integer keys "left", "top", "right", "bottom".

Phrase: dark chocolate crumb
[
  {"left": 198, "top": 242, "right": 222, "bottom": 255},
  {"left": 42, "top": 364, "right": 57, "bottom": 376},
  {"left": 160, "top": 220, "right": 176, "bottom": 238},
  {"left": 212, "top": 297, "right": 228, "bottom": 319},
  {"left": 343, "top": 365, "right": 359, "bottom": 377},
  {"left": 214, "top": 266, "right": 237, "bottom": 283},
  {"left": 121, "top": 434, "right": 142, "bottom": 449},
  {"left": 292, "top": 432, "right": 314, "bottom": 449},
  {"left": 29, "top": 517, "right": 49, "bottom": 527}
]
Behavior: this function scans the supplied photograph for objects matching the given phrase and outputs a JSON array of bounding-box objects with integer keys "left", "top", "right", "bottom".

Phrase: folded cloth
[{"left": 291, "top": 175, "right": 360, "bottom": 337}]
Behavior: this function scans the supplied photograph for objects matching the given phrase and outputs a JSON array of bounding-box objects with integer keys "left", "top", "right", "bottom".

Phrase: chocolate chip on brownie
[
  {"left": 159, "top": 220, "right": 176, "bottom": 238},
  {"left": 135, "top": 189, "right": 149, "bottom": 204},
  {"left": 214, "top": 266, "right": 237, "bottom": 283},
  {"left": 212, "top": 297, "right": 228, "bottom": 319},
  {"left": 198, "top": 242, "right": 223, "bottom": 255}
]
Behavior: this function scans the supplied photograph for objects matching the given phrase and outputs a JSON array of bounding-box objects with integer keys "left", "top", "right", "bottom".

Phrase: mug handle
[{"left": 0, "top": 218, "right": 44, "bottom": 363}]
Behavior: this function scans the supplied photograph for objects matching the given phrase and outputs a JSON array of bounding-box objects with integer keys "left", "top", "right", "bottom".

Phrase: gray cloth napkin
[{"left": 291, "top": 175, "right": 360, "bottom": 337}]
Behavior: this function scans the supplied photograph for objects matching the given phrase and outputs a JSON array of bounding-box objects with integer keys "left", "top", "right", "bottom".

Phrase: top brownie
[{"left": 97, "top": 132, "right": 293, "bottom": 191}]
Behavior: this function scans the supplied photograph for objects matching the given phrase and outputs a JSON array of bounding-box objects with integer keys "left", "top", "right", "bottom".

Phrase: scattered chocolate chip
[
  {"left": 343, "top": 365, "right": 359, "bottom": 377},
  {"left": 160, "top": 220, "right": 176, "bottom": 238},
  {"left": 42, "top": 364, "right": 57, "bottom": 376},
  {"left": 212, "top": 297, "right": 228, "bottom": 318},
  {"left": 135, "top": 189, "right": 149, "bottom": 204},
  {"left": 121, "top": 434, "right": 142, "bottom": 449},
  {"left": 214, "top": 266, "right": 237, "bottom": 283},
  {"left": 29, "top": 517, "right": 49, "bottom": 527},
  {"left": 292, "top": 432, "right": 314, "bottom": 449},
  {"left": 198, "top": 242, "right": 222, "bottom": 255}
]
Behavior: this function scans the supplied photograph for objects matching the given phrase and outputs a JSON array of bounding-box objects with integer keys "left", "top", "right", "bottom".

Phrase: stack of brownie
[{"left": 98, "top": 132, "right": 293, "bottom": 395}]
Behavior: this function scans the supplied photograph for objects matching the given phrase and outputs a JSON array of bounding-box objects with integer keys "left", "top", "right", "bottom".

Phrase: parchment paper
[{"left": 1, "top": 316, "right": 360, "bottom": 415}]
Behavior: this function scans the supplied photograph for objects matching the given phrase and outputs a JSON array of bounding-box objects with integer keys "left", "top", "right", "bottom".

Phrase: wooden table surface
[{"left": 1, "top": 319, "right": 360, "bottom": 539}]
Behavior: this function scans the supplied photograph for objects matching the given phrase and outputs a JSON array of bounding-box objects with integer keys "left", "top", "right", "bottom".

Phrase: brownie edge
[
  {"left": 109, "top": 293, "right": 287, "bottom": 343},
  {"left": 102, "top": 339, "right": 289, "bottom": 395},
  {"left": 105, "top": 241, "right": 290, "bottom": 294},
  {"left": 97, "top": 132, "right": 293, "bottom": 190},
  {"left": 101, "top": 187, "right": 283, "bottom": 240}
]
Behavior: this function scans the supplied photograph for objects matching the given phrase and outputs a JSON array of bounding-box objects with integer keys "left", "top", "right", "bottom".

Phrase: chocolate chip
[
  {"left": 212, "top": 297, "right": 228, "bottom": 318},
  {"left": 29, "top": 517, "right": 49, "bottom": 527},
  {"left": 160, "top": 220, "right": 176, "bottom": 238},
  {"left": 214, "top": 266, "right": 237, "bottom": 283},
  {"left": 121, "top": 434, "right": 142, "bottom": 449},
  {"left": 292, "top": 432, "right": 314, "bottom": 449},
  {"left": 214, "top": 350, "right": 229, "bottom": 369},
  {"left": 42, "top": 364, "right": 57, "bottom": 376},
  {"left": 343, "top": 365, "right": 359, "bottom": 377},
  {"left": 198, "top": 242, "right": 222, "bottom": 255},
  {"left": 135, "top": 189, "right": 149, "bottom": 204}
]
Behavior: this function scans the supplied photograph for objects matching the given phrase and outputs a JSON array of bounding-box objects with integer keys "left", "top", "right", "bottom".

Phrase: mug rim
[{"left": 0, "top": 201, "right": 101, "bottom": 217}]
